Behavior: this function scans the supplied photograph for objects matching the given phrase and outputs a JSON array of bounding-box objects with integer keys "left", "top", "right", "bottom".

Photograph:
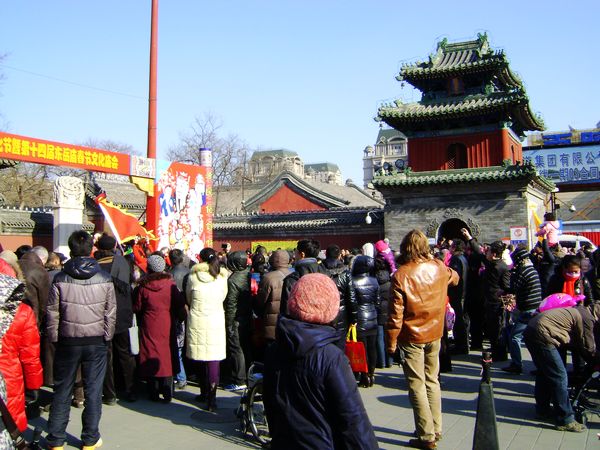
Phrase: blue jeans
[
  {"left": 176, "top": 346, "right": 187, "bottom": 383},
  {"left": 525, "top": 337, "right": 574, "bottom": 425},
  {"left": 508, "top": 309, "right": 536, "bottom": 369},
  {"left": 376, "top": 325, "right": 392, "bottom": 367},
  {"left": 47, "top": 342, "right": 108, "bottom": 447}
]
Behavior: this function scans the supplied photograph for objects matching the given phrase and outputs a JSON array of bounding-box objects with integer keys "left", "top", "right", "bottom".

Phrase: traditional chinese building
[
  {"left": 373, "top": 33, "right": 553, "bottom": 246},
  {"left": 0, "top": 165, "right": 384, "bottom": 253},
  {"left": 214, "top": 170, "right": 384, "bottom": 251}
]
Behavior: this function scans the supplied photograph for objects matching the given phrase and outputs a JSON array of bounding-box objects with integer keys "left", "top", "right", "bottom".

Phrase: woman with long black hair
[{"left": 186, "top": 248, "right": 229, "bottom": 411}]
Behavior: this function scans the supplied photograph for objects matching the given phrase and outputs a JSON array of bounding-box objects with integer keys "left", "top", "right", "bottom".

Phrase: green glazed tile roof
[
  {"left": 372, "top": 163, "right": 555, "bottom": 191},
  {"left": 398, "top": 33, "right": 522, "bottom": 89},
  {"left": 376, "top": 91, "right": 543, "bottom": 132},
  {"left": 378, "top": 34, "right": 544, "bottom": 134}
]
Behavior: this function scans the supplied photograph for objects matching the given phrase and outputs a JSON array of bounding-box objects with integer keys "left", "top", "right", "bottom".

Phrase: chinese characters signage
[
  {"left": 523, "top": 145, "right": 600, "bottom": 185},
  {"left": 527, "top": 128, "right": 600, "bottom": 147},
  {"left": 0, "top": 132, "right": 130, "bottom": 175}
]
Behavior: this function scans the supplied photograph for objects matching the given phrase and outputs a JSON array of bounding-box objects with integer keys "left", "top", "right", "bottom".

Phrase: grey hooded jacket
[{"left": 46, "top": 256, "right": 116, "bottom": 345}]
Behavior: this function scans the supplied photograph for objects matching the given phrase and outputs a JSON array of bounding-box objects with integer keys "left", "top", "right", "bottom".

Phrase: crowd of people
[{"left": 0, "top": 223, "right": 598, "bottom": 449}]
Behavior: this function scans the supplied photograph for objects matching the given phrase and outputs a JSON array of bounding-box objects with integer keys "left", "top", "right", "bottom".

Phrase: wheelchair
[
  {"left": 236, "top": 362, "right": 271, "bottom": 446},
  {"left": 570, "top": 368, "right": 600, "bottom": 426}
]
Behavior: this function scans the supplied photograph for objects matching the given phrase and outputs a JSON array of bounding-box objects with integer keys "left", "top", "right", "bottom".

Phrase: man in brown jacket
[
  {"left": 386, "top": 230, "right": 458, "bottom": 450},
  {"left": 255, "top": 250, "right": 291, "bottom": 344},
  {"left": 524, "top": 305, "right": 597, "bottom": 432}
]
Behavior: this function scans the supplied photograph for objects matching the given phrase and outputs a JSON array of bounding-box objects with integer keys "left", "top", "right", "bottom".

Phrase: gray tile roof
[
  {"left": 214, "top": 208, "right": 383, "bottom": 232},
  {"left": 249, "top": 149, "right": 299, "bottom": 160},
  {"left": 87, "top": 179, "right": 146, "bottom": 209},
  {"left": 304, "top": 162, "right": 340, "bottom": 173},
  {"left": 376, "top": 128, "right": 407, "bottom": 142},
  {"left": 0, "top": 207, "right": 94, "bottom": 232},
  {"left": 218, "top": 171, "right": 383, "bottom": 214}
]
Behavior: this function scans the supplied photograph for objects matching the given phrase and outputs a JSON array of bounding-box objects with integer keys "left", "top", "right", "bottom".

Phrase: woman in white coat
[{"left": 186, "top": 247, "right": 228, "bottom": 411}]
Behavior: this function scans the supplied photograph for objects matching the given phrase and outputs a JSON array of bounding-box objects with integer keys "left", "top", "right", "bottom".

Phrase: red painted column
[{"left": 146, "top": 0, "right": 159, "bottom": 249}]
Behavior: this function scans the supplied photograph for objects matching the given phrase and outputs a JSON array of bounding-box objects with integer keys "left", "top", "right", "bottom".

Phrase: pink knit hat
[
  {"left": 287, "top": 273, "right": 340, "bottom": 325},
  {"left": 375, "top": 240, "right": 389, "bottom": 253}
]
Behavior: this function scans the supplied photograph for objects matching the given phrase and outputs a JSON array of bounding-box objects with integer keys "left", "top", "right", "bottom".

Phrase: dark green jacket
[{"left": 223, "top": 252, "right": 252, "bottom": 327}]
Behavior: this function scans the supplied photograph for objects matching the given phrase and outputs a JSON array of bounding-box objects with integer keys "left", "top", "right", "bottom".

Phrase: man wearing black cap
[{"left": 94, "top": 233, "right": 137, "bottom": 403}]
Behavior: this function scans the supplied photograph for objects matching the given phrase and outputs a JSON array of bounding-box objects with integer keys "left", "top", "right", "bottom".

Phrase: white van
[{"left": 558, "top": 234, "right": 597, "bottom": 251}]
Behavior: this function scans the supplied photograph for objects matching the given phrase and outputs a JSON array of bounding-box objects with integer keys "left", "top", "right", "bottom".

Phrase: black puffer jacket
[
  {"left": 224, "top": 251, "right": 252, "bottom": 327},
  {"left": 46, "top": 256, "right": 116, "bottom": 345},
  {"left": 263, "top": 316, "right": 378, "bottom": 450},
  {"left": 96, "top": 252, "right": 134, "bottom": 335},
  {"left": 351, "top": 256, "right": 380, "bottom": 334},
  {"left": 280, "top": 258, "right": 328, "bottom": 316},
  {"left": 322, "top": 258, "right": 357, "bottom": 332},
  {"left": 374, "top": 262, "right": 391, "bottom": 326}
]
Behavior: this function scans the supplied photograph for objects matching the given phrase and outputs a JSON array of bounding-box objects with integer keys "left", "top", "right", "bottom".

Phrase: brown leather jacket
[{"left": 386, "top": 258, "right": 458, "bottom": 349}]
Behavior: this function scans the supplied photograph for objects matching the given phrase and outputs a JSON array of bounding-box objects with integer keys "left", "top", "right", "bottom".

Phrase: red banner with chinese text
[{"left": 0, "top": 131, "right": 130, "bottom": 175}]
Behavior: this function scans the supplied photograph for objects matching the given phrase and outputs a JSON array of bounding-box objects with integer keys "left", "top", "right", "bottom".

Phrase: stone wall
[{"left": 380, "top": 180, "right": 548, "bottom": 248}]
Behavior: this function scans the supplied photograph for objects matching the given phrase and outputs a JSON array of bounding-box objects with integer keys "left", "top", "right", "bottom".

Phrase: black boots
[
  {"left": 206, "top": 383, "right": 217, "bottom": 412},
  {"left": 359, "top": 373, "right": 375, "bottom": 388},
  {"left": 198, "top": 383, "right": 217, "bottom": 411}
]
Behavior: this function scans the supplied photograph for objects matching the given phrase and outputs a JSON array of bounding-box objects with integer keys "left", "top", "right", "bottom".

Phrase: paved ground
[{"left": 26, "top": 350, "right": 599, "bottom": 449}]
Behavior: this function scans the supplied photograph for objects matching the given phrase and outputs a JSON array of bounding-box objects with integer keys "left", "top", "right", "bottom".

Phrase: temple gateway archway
[{"left": 437, "top": 218, "right": 470, "bottom": 243}]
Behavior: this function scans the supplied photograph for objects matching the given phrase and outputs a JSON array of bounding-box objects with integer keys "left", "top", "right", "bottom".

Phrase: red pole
[
  {"left": 145, "top": 0, "right": 159, "bottom": 251},
  {"left": 147, "top": 0, "right": 158, "bottom": 159}
]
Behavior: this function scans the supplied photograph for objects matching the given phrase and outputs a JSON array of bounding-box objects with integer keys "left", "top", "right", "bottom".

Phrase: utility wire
[{"left": 0, "top": 63, "right": 146, "bottom": 100}]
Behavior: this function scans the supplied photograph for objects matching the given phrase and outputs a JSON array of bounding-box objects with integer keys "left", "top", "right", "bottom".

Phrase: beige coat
[{"left": 186, "top": 263, "right": 228, "bottom": 361}]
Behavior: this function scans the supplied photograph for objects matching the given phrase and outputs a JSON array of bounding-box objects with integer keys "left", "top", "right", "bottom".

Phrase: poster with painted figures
[{"left": 155, "top": 161, "right": 212, "bottom": 261}]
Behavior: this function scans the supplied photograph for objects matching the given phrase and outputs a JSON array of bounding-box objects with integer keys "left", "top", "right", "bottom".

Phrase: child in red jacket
[{"left": 0, "top": 264, "right": 43, "bottom": 436}]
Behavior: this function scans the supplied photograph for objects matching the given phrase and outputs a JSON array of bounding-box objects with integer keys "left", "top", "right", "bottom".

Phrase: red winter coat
[
  {"left": 133, "top": 273, "right": 184, "bottom": 378},
  {"left": 0, "top": 303, "right": 43, "bottom": 431}
]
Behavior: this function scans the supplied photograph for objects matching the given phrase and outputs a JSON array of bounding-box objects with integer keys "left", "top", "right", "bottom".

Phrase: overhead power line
[{"left": 0, "top": 63, "right": 146, "bottom": 100}]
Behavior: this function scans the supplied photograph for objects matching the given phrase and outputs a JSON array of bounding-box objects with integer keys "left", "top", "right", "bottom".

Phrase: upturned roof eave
[
  {"left": 372, "top": 164, "right": 555, "bottom": 191},
  {"left": 242, "top": 171, "right": 350, "bottom": 209}
]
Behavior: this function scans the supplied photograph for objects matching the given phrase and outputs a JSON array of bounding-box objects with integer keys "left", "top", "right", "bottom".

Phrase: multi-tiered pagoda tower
[{"left": 373, "top": 34, "right": 553, "bottom": 245}]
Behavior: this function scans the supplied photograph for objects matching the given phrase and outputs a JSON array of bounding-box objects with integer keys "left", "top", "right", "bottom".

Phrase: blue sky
[{"left": 1, "top": 1, "right": 599, "bottom": 184}]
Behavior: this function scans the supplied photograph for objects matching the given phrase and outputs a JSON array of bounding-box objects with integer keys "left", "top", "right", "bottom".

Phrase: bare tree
[
  {"left": 167, "top": 112, "right": 250, "bottom": 188},
  {"left": 0, "top": 163, "right": 52, "bottom": 208}
]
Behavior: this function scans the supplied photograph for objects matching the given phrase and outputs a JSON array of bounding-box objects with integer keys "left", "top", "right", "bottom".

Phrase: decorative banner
[
  {"left": 252, "top": 240, "right": 297, "bottom": 252},
  {"left": 527, "top": 128, "right": 600, "bottom": 147},
  {"left": 154, "top": 161, "right": 212, "bottom": 261},
  {"left": 95, "top": 193, "right": 155, "bottom": 243},
  {"left": 0, "top": 131, "right": 130, "bottom": 175}
]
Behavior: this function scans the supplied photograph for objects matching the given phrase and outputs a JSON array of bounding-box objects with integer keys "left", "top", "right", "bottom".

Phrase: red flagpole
[{"left": 147, "top": 0, "right": 158, "bottom": 159}]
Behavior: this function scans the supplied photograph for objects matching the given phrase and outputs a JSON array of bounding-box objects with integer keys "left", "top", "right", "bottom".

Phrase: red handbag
[{"left": 344, "top": 324, "right": 369, "bottom": 373}]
